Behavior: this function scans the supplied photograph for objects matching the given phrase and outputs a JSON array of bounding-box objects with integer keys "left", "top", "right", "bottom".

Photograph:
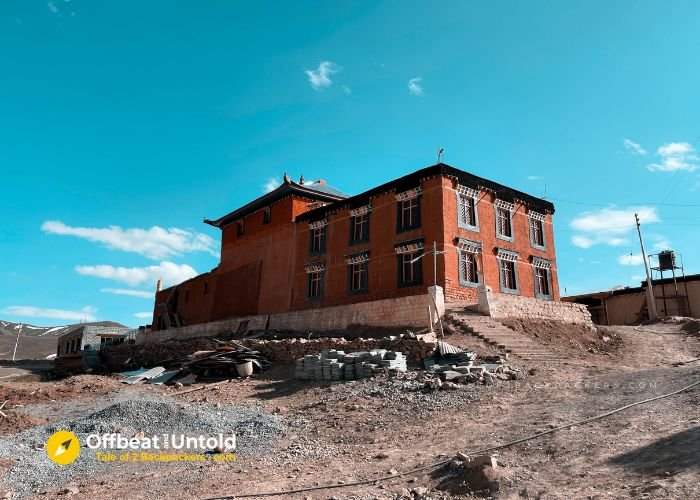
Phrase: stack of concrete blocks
[{"left": 295, "top": 348, "right": 407, "bottom": 381}]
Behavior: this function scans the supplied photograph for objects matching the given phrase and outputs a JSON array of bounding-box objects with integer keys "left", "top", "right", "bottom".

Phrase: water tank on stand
[{"left": 658, "top": 250, "right": 676, "bottom": 271}]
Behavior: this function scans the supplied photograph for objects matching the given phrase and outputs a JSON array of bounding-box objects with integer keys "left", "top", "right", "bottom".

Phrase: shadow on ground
[{"left": 609, "top": 426, "right": 700, "bottom": 474}]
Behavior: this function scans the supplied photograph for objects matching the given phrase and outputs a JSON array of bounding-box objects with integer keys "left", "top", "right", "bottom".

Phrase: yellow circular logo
[{"left": 46, "top": 431, "right": 80, "bottom": 465}]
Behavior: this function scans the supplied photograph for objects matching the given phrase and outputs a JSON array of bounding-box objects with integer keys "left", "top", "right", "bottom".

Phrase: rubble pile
[{"left": 295, "top": 348, "right": 407, "bottom": 381}]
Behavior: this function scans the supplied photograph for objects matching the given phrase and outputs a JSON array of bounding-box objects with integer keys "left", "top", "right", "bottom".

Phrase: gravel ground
[{"left": 0, "top": 399, "right": 286, "bottom": 495}]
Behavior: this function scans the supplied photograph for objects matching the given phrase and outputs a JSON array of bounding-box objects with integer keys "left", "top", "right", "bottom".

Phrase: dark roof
[
  {"left": 296, "top": 163, "right": 555, "bottom": 223},
  {"left": 204, "top": 180, "right": 348, "bottom": 229}
]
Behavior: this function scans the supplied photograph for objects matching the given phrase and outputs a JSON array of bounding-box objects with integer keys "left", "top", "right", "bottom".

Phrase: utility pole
[
  {"left": 635, "top": 213, "right": 657, "bottom": 320},
  {"left": 411, "top": 241, "right": 448, "bottom": 337},
  {"left": 12, "top": 323, "right": 21, "bottom": 362}
]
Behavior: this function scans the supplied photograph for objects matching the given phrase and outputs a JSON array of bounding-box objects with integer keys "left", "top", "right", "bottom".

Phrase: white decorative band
[
  {"left": 531, "top": 257, "right": 551, "bottom": 269},
  {"left": 345, "top": 251, "right": 370, "bottom": 265},
  {"left": 495, "top": 199, "right": 515, "bottom": 211},
  {"left": 395, "top": 187, "right": 422, "bottom": 201},
  {"left": 349, "top": 205, "right": 372, "bottom": 217},
  {"left": 308, "top": 219, "right": 328, "bottom": 230},
  {"left": 529, "top": 211, "right": 546, "bottom": 222},
  {"left": 304, "top": 262, "right": 326, "bottom": 273},
  {"left": 496, "top": 249, "right": 519, "bottom": 262},
  {"left": 456, "top": 185, "right": 479, "bottom": 198},
  {"left": 457, "top": 238, "right": 482, "bottom": 254},
  {"left": 395, "top": 240, "right": 424, "bottom": 254}
]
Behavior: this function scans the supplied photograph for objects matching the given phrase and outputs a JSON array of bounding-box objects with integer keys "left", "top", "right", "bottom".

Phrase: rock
[
  {"left": 388, "top": 468, "right": 399, "bottom": 475},
  {"left": 61, "top": 486, "right": 80, "bottom": 495},
  {"left": 462, "top": 464, "right": 502, "bottom": 492},
  {"left": 0, "top": 491, "right": 12, "bottom": 499},
  {"left": 412, "top": 486, "right": 428, "bottom": 496},
  {"left": 456, "top": 453, "right": 498, "bottom": 469},
  {"left": 373, "top": 452, "right": 390, "bottom": 460}
]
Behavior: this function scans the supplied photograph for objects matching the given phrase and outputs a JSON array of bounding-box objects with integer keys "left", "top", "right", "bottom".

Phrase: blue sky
[{"left": 1, "top": 1, "right": 699, "bottom": 327}]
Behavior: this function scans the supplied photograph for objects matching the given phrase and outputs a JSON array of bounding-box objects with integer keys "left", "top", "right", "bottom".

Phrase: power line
[{"left": 547, "top": 197, "right": 700, "bottom": 208}]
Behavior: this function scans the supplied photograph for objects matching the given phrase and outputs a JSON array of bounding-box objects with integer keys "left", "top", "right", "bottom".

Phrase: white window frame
[
  {"left": 495, "top": 201, "right": 514, "bottom": 242},
  {"left": 456, "top": 186, "right": 479, "bottom": 231},
  {"left": 529, "top": 212, "right": 546, "bottom": 250}
]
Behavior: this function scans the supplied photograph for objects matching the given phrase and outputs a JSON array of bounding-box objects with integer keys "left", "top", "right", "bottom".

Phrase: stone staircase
[{"left": 445, "top": 304, "right": 562, "bottom": 362}]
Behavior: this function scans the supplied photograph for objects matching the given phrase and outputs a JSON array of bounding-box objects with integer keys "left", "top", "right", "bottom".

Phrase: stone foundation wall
[
  {"left": 136, "top": 292, "right": 441, "bottom": 346},
  {"left": 101, "top": 335, "right": 437, "bottom": 370},
  {"left": 478, "top": 287, "right": 593, "bottom": 326}
]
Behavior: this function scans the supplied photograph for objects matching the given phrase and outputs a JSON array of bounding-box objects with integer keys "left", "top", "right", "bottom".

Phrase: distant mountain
[
  {"left": 0, "top": 320, "right": 128, "bottom": 360},
  {"left": 0, "top": 320, "right": 127, "bottom": 338}
]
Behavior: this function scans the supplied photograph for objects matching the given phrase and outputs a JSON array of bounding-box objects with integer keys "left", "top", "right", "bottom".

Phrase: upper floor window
[
  {"left": 496, "top": 249, "right": 519, "bottom": 294},
  {"left": 346, "top": 252, "right": 369, "bottom": 293},
  {"left": 532, "top": 257, "right": 552, "bottom": 299},
  {"left": 457, "top": 239, "right": 482, "bottom": 286},
  {"left": 263, "top": 207, "right": 272, "bottom": 224},
  {"left": 529, "top": 212, "right": 546, "bottom": 250},
  {"left": 396, "top": 188, "right": 422, "bottom": 233},
  {"left": 349, "top": 205, "right": 371, "bottom": 244},
  {"left": 308, "top": 220, "right": 327, "bottom": 255},
  {"left": 495, "top": 200, "right": 514, "bottom": 241},
  {"left": 395, "top": 239, "right": 424, "bottom": 287},
  {"left": 457, "top": 186, "right": 479, "bottom": 230}
]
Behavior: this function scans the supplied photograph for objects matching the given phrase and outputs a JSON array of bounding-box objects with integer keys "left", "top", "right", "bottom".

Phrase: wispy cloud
[
  {"left": 133, "top": 312, "right": 153, "bottom": 319},
  {"left": 100, "top": 288, "right": 154, "bottom": 299},
  {"left": 41, "top": 220, "right": 217, "bottom": 260},
  {"left": 0, "top": 305, "right": 97, "bottom": 322},
  {"left": 75, "top": 261, "right": 197, "bottom": 287},
  {"left": 647, "top": 142, "right": 698, "bottom": 172},
  {"left": 408, "top": 77, "right": 424, "bottom": 96},
  {"left": 618, "top": 253, "right": 644, "bottom": 266},
  {"left": 263, "top": 177, "right": 281, "bottom": 193},
  {"left": 342, "top": 85, "right": 352, "bottom": 95},
  {"left": 570, "top": 206, "right": 659, "bottom": 249},
  {"left": 305, "top": 61, "right": 341, "bottom": 91},
  {"left": 623, "top": 139, "right": 647, "bottom": 156},
  {"left": 527, "top": 175, "right": 544, "bottom": 181}
]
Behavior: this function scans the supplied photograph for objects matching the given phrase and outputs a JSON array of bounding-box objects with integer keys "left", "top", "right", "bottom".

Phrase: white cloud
[
  {"left": 623, "top": 139, "right": 647, "bottom": 156},
  {"left": 408, "top": 77, "right": 424, "bottom": 96},
  {"left": 41, "top": 220, "right": 217, "bottom": 260},
  {"left": 305, "top": 61, "right": 341, "bottom": 91},
  {"left": 647, "top": 142, "right": 698, "bottom": 172},
  {"left": 100, "top": 288, "right": 154, "bottom": 299},
  {"left": 0, "top": 305, "right": 97, "bottom": 322},
  {"left": 75, "top": 261, "right": 197, "bottom": 287},
  {"left": 527, "top": 175, "right": 544, "bottom": 181},
  {"left": 133, "top": 312, "right": 153, "bottom": 319},
  {"left": 570, "top": 206, "right": 659, "bottom": 249},
  {"left": 47, "top": 2, "right": 58, "bottom": 14},
  {"left": 618, "top": 254, "right": 645, "bottom": 266},
  {"left": 263, "top": 177, "right": 281, "bottom": 193}
]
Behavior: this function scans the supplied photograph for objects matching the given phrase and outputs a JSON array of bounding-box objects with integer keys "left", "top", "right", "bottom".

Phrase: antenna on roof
[
  {"left": 299, "top": 175, "right": 304, "bottom": 185},
  {"left": 437, "top": 148, "right": 444, "bottom": 163}
]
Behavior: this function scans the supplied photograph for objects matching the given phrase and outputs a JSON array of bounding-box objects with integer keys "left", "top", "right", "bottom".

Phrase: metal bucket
[{"left": 236, "top": 361, "right": 254, "bottom": 377}]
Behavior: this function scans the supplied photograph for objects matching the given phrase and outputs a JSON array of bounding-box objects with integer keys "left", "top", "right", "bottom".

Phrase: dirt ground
[{"left": 1, "top": 320, "right": 699, "bottom": 500}]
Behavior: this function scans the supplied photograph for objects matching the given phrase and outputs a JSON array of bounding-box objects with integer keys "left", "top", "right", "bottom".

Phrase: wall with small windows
[
  {"left": 440, "top": 176, "right": 560, "bottom": 303},
  {"left": 290, "top": 175, "right": 446, "bottom": 311}
]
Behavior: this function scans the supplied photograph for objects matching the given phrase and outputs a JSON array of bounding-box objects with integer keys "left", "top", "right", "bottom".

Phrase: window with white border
[
  {"left": 496, "top": 248, "right": 519, "bottom": 294},
  {"left": 529, "top": 211, "right": 546, "bottom": 250},
  {"left": 456, "top": 186, "right": 479, "bottom": 231},
  {"left": 495, "top": 200, "right": 514, "bottom": 241}
]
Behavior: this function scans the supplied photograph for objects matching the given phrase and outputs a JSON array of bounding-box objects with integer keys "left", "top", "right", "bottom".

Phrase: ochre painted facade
[{"left": 152, "top": 164, "right": 559, "bottom": 330}]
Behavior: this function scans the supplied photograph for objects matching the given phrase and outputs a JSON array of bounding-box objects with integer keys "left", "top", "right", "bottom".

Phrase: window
[
  {"left": 263, "top": 207, "right": 271, "bottom": 224},
  {"left": 348, "top": 261, "right": 368, "bottom": 293},
  {"left": 532, "top": 257, "right": 552, "bottom": 299},
  {"left": 398, "top": 251, "right": 423, "bottom": 286},
  {"left": 307, "top": 270, "right": 324, "bottom": 299},
  {"left": 496, "top": 207, "right": 513, "bottom": 240},
  {"left": 350, "top": 213, "right": 370, "bottom": 244},
  {"left": 534, "top": 267, "right": 551, "bottom": 298},
  {"left": 236, "top": 220, "right": 245, "bottom": 237},
  {"left": 459, "top": 250, "right": 479, "bottom": 286},
  {"left": 309, "top": 226, "right": 326, "bottom": 255},
  {"left": 529, "top": 214, "right": 546, "bottom": 249},
  {"left": 497, "top": 250, "right": 519, "bottom": 294},
  {"left": 397, "top": 196, "right": 421, "bottom": 232},
  {"left": 457, "top": 190, "right": 479, "bottom": 230}
]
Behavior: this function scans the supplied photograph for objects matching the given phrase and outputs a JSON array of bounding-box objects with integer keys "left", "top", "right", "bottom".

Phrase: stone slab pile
[{"left": 295, "top": 348, "right": 407, "bottom": 381}]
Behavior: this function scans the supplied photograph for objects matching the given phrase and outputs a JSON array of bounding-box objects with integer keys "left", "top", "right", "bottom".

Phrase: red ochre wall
[{"left": 152, "top": 174, "right": 559, "bottom": 330}]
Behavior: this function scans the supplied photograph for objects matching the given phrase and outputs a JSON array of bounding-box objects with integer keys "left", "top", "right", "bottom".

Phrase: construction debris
[
  {"left": 163, "top": 342, "right": 271, "bottom": 378},
  {"left": 295, "top": 348, "right": 407, "bottom": 381}
]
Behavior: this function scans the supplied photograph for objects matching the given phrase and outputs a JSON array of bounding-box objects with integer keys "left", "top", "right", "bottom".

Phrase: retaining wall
[
  {"left": 136, "top": 291, "right": 441, "bottom": 346},
  {"left": 478, "top": 286, "right": 593, "bottom": 326}
]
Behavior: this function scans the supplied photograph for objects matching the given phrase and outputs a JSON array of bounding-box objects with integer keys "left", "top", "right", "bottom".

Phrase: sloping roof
[
  {"left": 297, "top": 162, "right": 555, "bottom": 223},
  {"left": 204, "top": 179, "right": 348, "bottom": 229}
]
